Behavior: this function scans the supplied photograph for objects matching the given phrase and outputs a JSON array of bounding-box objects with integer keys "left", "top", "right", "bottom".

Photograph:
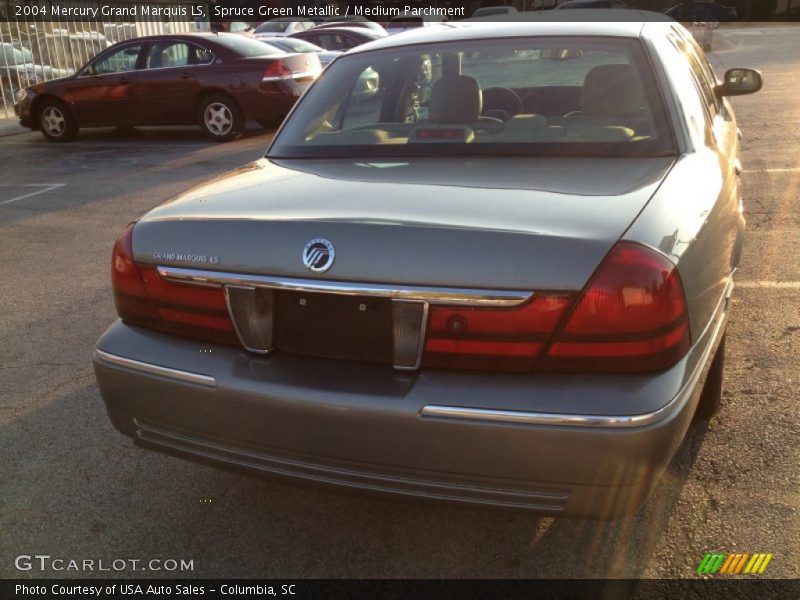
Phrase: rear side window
[
  {"left": 145, "top": 42, "right": 189, "bottom": 69},
  {"left": 193, "top": 45, "right": 215, "bottom": 65},
  {"left": 213, "top": 35, "right": 283, "bottom": 57},
  {"left": 650, "top": 27, "right": 712, "bottom": 145},
  {"left": 671, "top": 30, "right": 718, "bottom": 116}
]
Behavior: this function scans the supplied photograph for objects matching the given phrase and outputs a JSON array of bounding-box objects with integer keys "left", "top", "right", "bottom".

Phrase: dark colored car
[
  {"left": 290, "top": 26, "right": 386, "bottom": 52},
  {"left": 554, "top": 0, "right": 630, "bottom": 8},
  {"left": 14, "top": 33, "right": 322, "bottom": 143},
  {"left": 663, "top": 2, "right": 738, "bottom": 22}
]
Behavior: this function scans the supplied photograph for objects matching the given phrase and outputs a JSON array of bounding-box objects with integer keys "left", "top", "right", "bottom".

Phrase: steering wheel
[{"left": 481, "top": 87, "right": 524, "bottom": 122}]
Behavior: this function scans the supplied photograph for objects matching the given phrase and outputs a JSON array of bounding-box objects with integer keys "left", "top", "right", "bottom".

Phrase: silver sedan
[{"left": 94, "top": 20, "right": 762, "bottom": 518}]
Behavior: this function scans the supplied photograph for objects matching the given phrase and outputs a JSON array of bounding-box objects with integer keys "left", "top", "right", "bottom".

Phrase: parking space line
[
  {"left": 737, "top": 281, "right": 800, "bottom": 289},
  {"left": 0, "top": 184, "right": 65, "bottom": 206}
]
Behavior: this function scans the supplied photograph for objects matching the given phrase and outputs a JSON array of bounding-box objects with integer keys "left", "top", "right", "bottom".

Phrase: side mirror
[{"left": 716, "top": 68, "right": 762, "bottom": 98}]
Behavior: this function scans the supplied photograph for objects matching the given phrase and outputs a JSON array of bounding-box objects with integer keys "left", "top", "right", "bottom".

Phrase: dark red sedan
[{"left": 14, "top": 33, "right": 322, "bottom": 142}]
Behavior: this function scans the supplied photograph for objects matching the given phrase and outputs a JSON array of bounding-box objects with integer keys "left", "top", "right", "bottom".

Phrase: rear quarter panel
[{"left": 624, "top": 34, "right": 743, "bottom": 346}]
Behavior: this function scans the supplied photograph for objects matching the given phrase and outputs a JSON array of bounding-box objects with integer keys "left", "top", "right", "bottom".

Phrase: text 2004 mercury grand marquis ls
[{"left": 94, "top": 20, "right": 762, "bottom": 518}]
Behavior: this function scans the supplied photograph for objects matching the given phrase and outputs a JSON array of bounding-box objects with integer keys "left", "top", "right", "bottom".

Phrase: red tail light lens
[
  {"left": 422, "top": 294, "right": 574, "bottom": 372},
  {"left": 262, "top": 60, "right": 293, "bottom": 82},
  {"left": 111, "top": 224, "right": 239, "bottom": 345},
  {"left": 538, "top": 242, "right": 691, "bottom": 373}
]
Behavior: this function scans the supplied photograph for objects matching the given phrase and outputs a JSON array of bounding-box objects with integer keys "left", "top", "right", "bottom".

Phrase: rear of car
[{"left": 94, "top": 23, "right": 749, "bottom": 517}]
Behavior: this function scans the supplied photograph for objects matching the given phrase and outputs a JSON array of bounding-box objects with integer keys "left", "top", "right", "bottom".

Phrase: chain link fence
[{"left": 0, "top": 19, "right": 201, "bottom": 118}]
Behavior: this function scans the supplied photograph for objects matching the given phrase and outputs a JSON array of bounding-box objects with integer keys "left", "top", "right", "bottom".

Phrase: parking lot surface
[{"left": 0, "top": 27, "right": 798, "bottom": 578}]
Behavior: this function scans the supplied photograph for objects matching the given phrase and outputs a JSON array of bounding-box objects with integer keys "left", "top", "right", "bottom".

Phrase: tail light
[
  {"left": 537, "top": 242, "right": 691, "bottom": 373},
  {"left": 261, "top": 60, "right": 294, "bottom": 82},
  {"left": 422, "top": 294, "right": 574, "bottom": 372},
  {"left": 111, "top": 224, "right": 239, "bottom": 345}
]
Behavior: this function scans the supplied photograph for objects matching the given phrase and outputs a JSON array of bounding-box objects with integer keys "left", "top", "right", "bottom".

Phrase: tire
[
  {"left": 695, "top": 333, "right": 726, "bottom": 421},
  {"left": 38, "top": 99, "right": 78, "bottom": 143},
  {"left": 198, "top": 94, "right": 245, "bottom": 142}
]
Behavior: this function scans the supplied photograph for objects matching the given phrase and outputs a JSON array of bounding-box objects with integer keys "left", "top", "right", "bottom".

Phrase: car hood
[{"left": 133, "top": 156, "right": 674, "bottom": 291}]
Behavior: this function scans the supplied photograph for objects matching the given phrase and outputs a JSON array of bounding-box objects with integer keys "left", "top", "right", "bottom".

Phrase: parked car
[
  {"left": 386, "top": 15, "right": 448, "bottom": 34},
  {"left": 94, "top": 19, "right": 761, "bottom": 518},
  {"left": 313, "top": 20, "right": 387, "bottom": 34},
  {"left": 255, "top": 36, "right": 342, "bottom": 67},
  {"left": 555, "top": 0, "right": 630, "bottom": 8},
  {"left": 14, "top": 33, "right": 322, "bottom": 142},
  {"left": 321, "top": 15, "right": 386, "bottom": 31},
  {"left": 663, "top": 1, "right": 738, "bottom": 23},
  {"left": 472, "top": 5, "right": 519, "bottom": 18},
  {"left": 663, "top": 2, "right": 738, "bottom": 51},
  {"left": 289, "top": 26, "right": 385, "bottom": 51},
  {"left": 1, "top": 42, "right": 72, "bottom": 97},
  {"left": 254, "top": 18, "right": 316, "bottom": 37}
]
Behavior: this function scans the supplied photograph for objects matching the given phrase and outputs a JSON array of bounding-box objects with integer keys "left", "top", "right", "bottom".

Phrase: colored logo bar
[{"left": 697, "top": 552, "right": 773, "bottom": 575}]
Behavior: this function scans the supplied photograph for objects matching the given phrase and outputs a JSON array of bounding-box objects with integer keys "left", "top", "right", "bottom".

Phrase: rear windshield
[
  {"left": 213, "top": 35, "right": 284, "bottom": 57},
  {"left": 269, "top": 38, "right": 321, "bottom": 53},
  {"left": 255, "top": 22, "right": 289, "bottom": 34},
  {"left": 269, "top": 37, "right": 676, "bottom": 158}
]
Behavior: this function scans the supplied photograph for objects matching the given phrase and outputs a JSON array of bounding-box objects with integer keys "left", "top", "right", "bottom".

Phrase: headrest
[
  {"left": 581, "top": 64, "right": 645, "bottom": 116},
  {"left": 429, "top": 75, "right": 482, "bottom": 124}
]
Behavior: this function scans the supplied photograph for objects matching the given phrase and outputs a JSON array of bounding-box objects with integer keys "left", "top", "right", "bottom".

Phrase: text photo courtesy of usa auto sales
[{"left": 1, "top": 0, "right": 798, "bottom": 598}]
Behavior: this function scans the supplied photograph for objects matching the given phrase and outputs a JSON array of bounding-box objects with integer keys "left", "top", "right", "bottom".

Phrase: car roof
[
  {"left": 347, "top": 13, "right": 673, "bottom": 54},
  {"left": 112, "top": 32, "right": 249, "bottom": 44}
]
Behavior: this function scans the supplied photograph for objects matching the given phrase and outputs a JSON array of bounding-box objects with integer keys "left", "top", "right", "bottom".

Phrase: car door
[
  {"left": 66, "top": 42, "right": 143, "bottom": 125},
  {"left": 134, "top": 40, "right": 206, "bottom": 125}
]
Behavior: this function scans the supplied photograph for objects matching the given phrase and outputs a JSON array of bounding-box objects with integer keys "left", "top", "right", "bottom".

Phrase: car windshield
[
  {"left": 255, "top": 22, "right": 289, "bottom": 34},
  {"left": 214, "top": 35, "right": 284, "bottom": 57},
  {"left": 270, "top": 37, "right": 676, "bottom": 158}
]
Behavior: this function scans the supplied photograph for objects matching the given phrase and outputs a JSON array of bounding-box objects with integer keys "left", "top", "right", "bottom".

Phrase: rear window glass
[
  {"left": 213, "top": 35, "right": 283, "bottom": 57},
  {"left": 270, "top": 37, "right": 675, "bottom": 158}
]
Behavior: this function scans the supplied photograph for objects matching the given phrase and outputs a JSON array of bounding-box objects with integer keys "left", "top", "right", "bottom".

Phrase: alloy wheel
[
  {"left": 41, "top": 106, "right": 66, "bottom": 137},
  {"left": 204, "top": 102, "right": 233, "bottom": 136}
]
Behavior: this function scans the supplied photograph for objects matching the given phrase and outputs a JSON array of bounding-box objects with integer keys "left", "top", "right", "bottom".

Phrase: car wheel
[
  {"left": 199, "top": 94, "right": 245, "bottom": 142},
  {"left": 695, "top": 333, "right": 726, "bottom": 421},
  {"left": 39, "top": 99, "right": 78, "bottom": 143}
]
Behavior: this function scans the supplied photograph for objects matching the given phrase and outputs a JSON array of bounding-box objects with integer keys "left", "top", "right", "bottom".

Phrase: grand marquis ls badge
[{"left": 302, "top": 238, "right": 335, "bottom": 273}]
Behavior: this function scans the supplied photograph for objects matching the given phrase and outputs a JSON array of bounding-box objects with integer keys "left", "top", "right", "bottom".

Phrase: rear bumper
[
  {"left": 239, "top": 80, "right": 310, "bottom": 121},
  {"left": 94, "top": 288, "right": 728, "bottom": 518}
]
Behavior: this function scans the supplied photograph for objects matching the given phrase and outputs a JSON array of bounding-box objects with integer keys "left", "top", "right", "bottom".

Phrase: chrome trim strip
[
  {"left": 157, "top": 266, "right": 533, "bottom": 307},
  {"left": 94, "top": 349, "right": 216, "bottom": 388},
  {"left": 421, "top": 276, "right": 733, "bottom": 429}
]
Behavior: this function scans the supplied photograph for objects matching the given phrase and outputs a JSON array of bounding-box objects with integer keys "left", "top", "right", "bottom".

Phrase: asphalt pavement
[{"left": 0, "top": 26, "right": 797, "bottom": 579}]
